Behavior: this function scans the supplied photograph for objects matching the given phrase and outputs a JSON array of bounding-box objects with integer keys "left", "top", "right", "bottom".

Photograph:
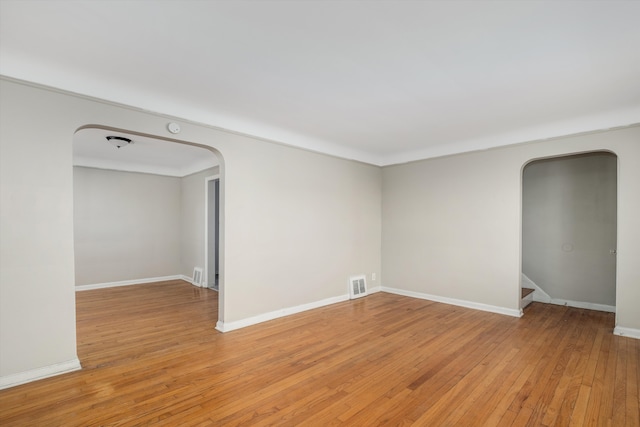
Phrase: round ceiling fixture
[{"left": 106, "top": 136, "right": 133, "bottom": 148}]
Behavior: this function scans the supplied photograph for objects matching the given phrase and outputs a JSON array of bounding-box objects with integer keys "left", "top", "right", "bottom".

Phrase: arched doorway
[
  {"left": 72, "top": 125, "right": 225, "bottom": 324},
  {"left": 521, "top": 151, "right": 617, "bottom": 313}
]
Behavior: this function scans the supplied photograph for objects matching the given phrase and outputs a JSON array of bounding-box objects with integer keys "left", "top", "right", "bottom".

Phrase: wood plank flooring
[{"left": 0, "top": 279, "right": 638, "bottom": 426}]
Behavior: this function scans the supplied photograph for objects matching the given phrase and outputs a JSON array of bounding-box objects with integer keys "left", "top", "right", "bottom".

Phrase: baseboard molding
[
  {"left": 368, "top": 285, "right": 382, "bottom": 294},
  {"left": 521, "top": 273, "right": 615, "bottom": 313},
  {"left": 216, "top": 294, "right": 351, "bottom": 333},
  {"left": 381, "top": 286, "right": 522, "bottom": 318},
  {"left": 613, "top": 326, "right": 640, "bottom": 340},
  {"left": 179, "top": 274, "right": 208, "bottom": 288},
  {"left": 0, "top": 358, "right": 81, "bottom": 390},
  {"left": 546, "top": 298, "right": 616, "bottom": 313},
  {"left": 75, "top": 275, "right": 185, "bottom": 291}
]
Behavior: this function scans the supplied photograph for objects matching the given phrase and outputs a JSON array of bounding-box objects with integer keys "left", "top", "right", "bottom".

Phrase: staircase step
[{"left": 522, "top": 288, "right": 535, "bottom": 299}]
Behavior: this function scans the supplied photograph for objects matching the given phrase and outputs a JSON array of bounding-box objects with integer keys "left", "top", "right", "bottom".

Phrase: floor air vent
[
  {"left": 192, "top": 267, "right": 203, "bottom": 286},
  {"left": 349, "top": 275, "right": 368, "bottom": 299}
]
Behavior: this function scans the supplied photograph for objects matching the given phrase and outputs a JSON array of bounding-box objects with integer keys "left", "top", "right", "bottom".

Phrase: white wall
[
  {"left": 74, "top": 165, "right": 220, "bottom": 287},
  {"left": 0, "top": 77, "right": 381, "bottom": 385},
  {"left": 522, "top": 153, "right": 617, "bottom": 306},
  {"left": 221, "top": 135, "right": 382, "bottom": 323},
  {"left": 1, "top": 80, "right": 79, "bottom": 386},
  {"left": 382, "top": 126, "right": 640, "bottom": 331},
  {"left": 3, "top": 74, "right": 635, "bottom": 388},
  {"left": 382, "top": 147, "right": 522, "bottom": 311},
  {"left": 180, "top": 166, "right": 219, "bottom": 280},
  {"left": 73, "top": 167, "right": 182, "bottom": 286}
]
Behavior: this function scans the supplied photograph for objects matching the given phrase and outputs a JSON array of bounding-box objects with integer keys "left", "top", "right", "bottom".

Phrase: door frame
[{"left": 205, "top": 174, "right": 220, "bottom": 290}]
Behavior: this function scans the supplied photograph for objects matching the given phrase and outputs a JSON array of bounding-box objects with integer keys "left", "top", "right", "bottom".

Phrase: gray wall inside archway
[{"left": 522, "top": 152, "right": 617, "bottom": 307}]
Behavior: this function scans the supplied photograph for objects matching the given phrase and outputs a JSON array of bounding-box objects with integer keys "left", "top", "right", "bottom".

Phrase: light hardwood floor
[{"left": 0, "top": 280, "right": 638, "bottom": 426}]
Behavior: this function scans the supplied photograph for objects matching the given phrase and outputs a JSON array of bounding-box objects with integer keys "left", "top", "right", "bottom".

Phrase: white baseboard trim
[
  {"left": 216, "top": 294, "right": 350, "bottom": 333},
  {"left": 179, "top": 274, "right": 208, "bottom": 288},
  {"left": 0, "top": 358, "right": 81, "bottom": 390},
  {"left": 613, "top": 326, "right": 640, "bottom": 340},
  {"left": 521, "top": 273, "right": 615, "bottom": 313},
  {"left": 75, "top": 275, "right": 185, "bottom": 291},
  {"left": 546, "top": 298, "right": 616, "bottom": 313},
  {"left": 368, "top": 285, "right": 382, "bottom": 294},
  {"left": 381, "top": 286, "right": 522, "bottom": 318}
]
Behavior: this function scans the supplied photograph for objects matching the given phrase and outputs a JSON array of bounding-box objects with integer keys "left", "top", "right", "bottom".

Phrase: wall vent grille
[
  {"left": 193, "top": 267, "right": 203, "bottom": 286},
  {"left": 349, "top": 275, "right": 368, "bottom": 299}
]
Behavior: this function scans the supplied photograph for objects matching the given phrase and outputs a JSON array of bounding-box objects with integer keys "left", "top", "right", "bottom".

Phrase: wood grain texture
[{"left": 0, "top": 280, "right": 638, "bottom": 426}]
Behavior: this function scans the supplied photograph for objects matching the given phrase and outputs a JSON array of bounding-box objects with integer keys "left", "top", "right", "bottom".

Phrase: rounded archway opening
[
  {"left": 72, "top": 125, "right": 225, "bottom": 333},
  {"left": 520, "top": 150, "right": 617, "bottom": 315}
]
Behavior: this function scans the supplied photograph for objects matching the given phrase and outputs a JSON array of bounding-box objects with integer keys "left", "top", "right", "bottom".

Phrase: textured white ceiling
[{"left": 2, "top": 0, "right": 639, "bottom": 166}]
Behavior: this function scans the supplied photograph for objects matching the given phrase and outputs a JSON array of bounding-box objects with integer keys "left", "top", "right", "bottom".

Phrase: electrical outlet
[{"left": 372, "top": 273, "right": 377, "bottom": 281}]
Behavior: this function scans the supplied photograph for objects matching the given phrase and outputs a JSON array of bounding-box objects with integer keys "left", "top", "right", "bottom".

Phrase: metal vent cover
[
  {"left": 193, "top": 267, "right": 203, "bottom": 286},
  {"left": 349, "top": 275, "right": 368, "bottom": 299}
]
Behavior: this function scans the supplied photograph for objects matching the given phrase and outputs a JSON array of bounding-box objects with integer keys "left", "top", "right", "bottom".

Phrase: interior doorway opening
[
  {"left": 206, "top": 176, "right": 220, "bottom": 290},
  {"left": 72, "top": 125, "right": 224, "bottom": 325},
  {"left": 521, "top": 151, "right": 617, "bottom": 313}
]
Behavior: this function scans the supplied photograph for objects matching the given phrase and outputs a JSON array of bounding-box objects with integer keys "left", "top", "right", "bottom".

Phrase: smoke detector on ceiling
[{"left": 106, "top": 136, "right": 133, "bottom": 149}]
